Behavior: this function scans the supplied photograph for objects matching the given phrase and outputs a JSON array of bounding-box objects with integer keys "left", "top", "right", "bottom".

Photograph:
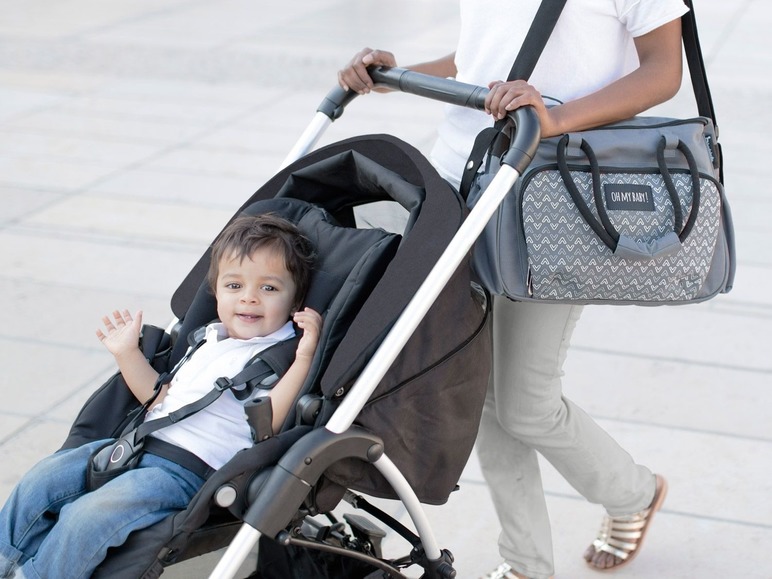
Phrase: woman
[{"left": 339, "top": 1, "right": 687, "bottom": 578}]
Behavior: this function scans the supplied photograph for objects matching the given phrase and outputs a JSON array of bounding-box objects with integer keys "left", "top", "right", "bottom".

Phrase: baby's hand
[
  {"left": 96, "top": 310, "right": 143, "bottom": 358},
  {"left": 293, "top": 308, "right": 322, "bottom": 361}
]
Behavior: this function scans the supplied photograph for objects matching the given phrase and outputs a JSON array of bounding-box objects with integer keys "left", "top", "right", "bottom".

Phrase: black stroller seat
[{"left": 62, "top": 134, "right": 492, "bottom": 578}]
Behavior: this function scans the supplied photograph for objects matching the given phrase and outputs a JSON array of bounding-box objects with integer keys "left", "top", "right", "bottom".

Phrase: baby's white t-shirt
[{"left": 145, "top": 321, "right": 295, "bottom": 470}]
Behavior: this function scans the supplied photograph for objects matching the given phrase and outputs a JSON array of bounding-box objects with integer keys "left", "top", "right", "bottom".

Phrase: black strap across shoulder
[
  {"left": 505, "top": 0, "right": 568, "bottom": 83},
  {"left": 459, "top": 0, "right": 567, "bottom": 199},
  {"left": 508, "top": 0, "right": 713, "bottom": 120}
]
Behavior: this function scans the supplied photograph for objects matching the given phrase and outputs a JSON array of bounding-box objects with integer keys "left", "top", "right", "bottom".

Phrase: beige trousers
[{"left": 476, "top": 296, "right": 655, "bottom": 579}]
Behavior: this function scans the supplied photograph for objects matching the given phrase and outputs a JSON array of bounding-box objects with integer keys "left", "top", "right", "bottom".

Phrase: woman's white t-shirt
[{"left": 430, "top": 0, "right": 689, "bottom": 186}]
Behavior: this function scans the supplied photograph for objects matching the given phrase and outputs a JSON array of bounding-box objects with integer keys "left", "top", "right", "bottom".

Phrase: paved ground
[{"left": 1, "top": 1, "right": 770, "bottom": 577}]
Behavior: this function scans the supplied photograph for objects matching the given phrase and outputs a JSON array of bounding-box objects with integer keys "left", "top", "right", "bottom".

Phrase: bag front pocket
[{"left": 520, "top": 132, "right": 724, "bottom": 303}]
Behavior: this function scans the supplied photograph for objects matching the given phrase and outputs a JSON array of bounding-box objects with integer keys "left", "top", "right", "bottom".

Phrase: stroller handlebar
[
  {"left": 317, "top": 66, "right": 540, "bottom": 174},
  {"left": 369, "top": 65, "right": 489, "bottom": 110}
]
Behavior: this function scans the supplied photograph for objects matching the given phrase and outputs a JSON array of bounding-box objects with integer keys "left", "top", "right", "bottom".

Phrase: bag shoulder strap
[
  {"left": 681, "top": 0, "right": 717, "bottom": 125},
  {"left": 459, "top": 0, "right": 567, "bottom": 200},
  {"left": 506, "top": 0, "right": 568, "bottom": 82}
]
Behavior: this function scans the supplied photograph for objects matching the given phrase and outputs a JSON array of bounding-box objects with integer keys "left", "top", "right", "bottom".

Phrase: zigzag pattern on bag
[{"left": 522, "top": 170, "right": 721, "bottom": 302}]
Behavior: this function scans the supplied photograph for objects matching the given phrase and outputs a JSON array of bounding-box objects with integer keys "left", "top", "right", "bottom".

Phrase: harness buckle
[{"left": 215, "top": 377, "right": 234, "bottom": 391}]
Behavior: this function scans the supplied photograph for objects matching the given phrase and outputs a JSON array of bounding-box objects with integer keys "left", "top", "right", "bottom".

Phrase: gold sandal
[
  {"left": 584, "top": 474, "right": 668, "bottom": 571},
  {"left": 480, "top": 562, "right": 553, "bottom": 579}
]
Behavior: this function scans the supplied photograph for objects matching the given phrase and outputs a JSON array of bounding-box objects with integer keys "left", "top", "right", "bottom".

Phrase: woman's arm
[{"left": 486, "top": 19, "right": 684, "bottom": 138}]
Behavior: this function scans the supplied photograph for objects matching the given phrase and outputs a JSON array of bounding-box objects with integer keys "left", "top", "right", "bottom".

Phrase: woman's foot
[
  {"left": 480, "top": 562, "right": 553, "bottom": 579},
  {"left": 584, "top": 474, "right": 668, "bottom": 571}
]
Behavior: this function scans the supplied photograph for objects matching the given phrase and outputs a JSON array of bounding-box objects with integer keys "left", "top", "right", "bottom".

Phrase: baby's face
[{"left": 214, "top": 246, "right": 296, "bottom": 340}]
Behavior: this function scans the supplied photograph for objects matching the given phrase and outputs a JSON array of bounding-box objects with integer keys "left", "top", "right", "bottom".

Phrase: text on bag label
[{"left": 603, "top": 184, "right": 655, "bottom": 211}]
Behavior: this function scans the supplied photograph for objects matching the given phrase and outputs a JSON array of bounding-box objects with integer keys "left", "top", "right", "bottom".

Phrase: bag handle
[{"left": 555, "top": 134, "right": 701, "bottom": 260}]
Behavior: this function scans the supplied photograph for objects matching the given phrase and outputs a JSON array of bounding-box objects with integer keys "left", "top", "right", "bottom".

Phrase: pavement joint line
[
  {"left": 0, "top": 333, "right": 112, "bottom": 353},
  {"left": 0, "top": 39, "right": 345, "bottom": 87},
  {"left": 540, "top": 490, "right": 772, "bottom": 531},
  {"left": 592, "top": 415, "right": 772, "bottom": 444},
  {"left": 0, "top": 418, "right": 74, "bottom": 447},
  {"left": 0, "top": 179, "right": 92, "bottom": 196},
  {"left": 701, "top": 0, "right": 755, "bottom": 64},
  {"left": 4, "top": 225, "right": 214, "bottom": 252},
  {"left": 52, "top": 0, "right": 218, "bottom": 43},
  {"left": 14, "top": 104, "right": 271, "bottom": 197},
  {"left": 449, "top": 483, "right": 772, "bottom": 532},
  {"left": 573, "top": 345, "right": 771, "bottom": 374},
  {"left": 735, "top": 259, "right": 772, "bottom": 268},
  {"left": 0, "top": 287, "right": 174, "bottom": 312}
]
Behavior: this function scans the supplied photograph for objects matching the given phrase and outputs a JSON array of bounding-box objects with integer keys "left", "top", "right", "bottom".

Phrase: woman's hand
[
  {"left": 485, "top": 80, "right": 560, "bottom": 138},
  {"left": 338, "top": 48, "right": 398, "bottom": 94}
]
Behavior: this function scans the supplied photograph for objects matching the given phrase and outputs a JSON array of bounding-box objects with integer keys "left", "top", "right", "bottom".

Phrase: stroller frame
[{"left": 209, "top": 68, "right": 540, "bottom": 579}]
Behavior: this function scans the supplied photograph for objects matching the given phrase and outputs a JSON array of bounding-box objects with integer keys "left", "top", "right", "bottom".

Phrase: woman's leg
[
  {"left": 0, "top": 440, "right": 107, "bottom": 578},
  {"left": 478, "top": 386, "right": 554, "bottom": 579},
  {"left": 15, "top": 453, "right": 204, "bottom": 579},
  {"left": 477, "top": 297, "right": 655, "bottom": 578}
]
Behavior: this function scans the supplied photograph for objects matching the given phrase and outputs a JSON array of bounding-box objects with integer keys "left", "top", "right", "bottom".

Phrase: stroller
[{"left": 61, "top": 68, "right": 540, "bottom": 578}]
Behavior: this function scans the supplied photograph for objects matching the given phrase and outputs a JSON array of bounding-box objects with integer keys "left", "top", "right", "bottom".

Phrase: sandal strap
[
  {"left": 610, "top": 520, "right": 647, "bottom": 532},
  {"left": 590, "top": 507, "right": 655, "bottom": 560},
  {"left": 592, "top": 538, "right": 631, "bottom": 561},
  {"left": 603, "top": 536, "right": 639, "bottom": 551},
  {"left": 482, "top": 562, "right": 520, "bottom": 579},
  {"left": 609, "top": 509, "right": 651, "bottom": 524},
  {"left": 605, "top": 529, "right": 643, "bottom": 540},
  {"left": 586, "top": 475, "right": 669, "bottom": 571}
]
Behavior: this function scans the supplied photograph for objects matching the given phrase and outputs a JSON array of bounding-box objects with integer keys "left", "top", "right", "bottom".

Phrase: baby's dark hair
[{"left": 207, "top": 214, "right": 316, "bottom": 310}]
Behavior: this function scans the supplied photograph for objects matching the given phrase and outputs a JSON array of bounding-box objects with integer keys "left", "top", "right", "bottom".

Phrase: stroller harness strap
[
  {"left": 87, "top": 334, "right": 297, "bottom": 491},
  {"left": 134, "top": 348, "right": 280, "bottom": 442},
  {"left": 143, "top": 436, "right": 216, "bottom": 480}
]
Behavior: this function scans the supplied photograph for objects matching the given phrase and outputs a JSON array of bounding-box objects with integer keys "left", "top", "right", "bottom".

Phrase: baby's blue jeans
[{"left": 0, "top": 439, "right": 205, "bottom": 579}]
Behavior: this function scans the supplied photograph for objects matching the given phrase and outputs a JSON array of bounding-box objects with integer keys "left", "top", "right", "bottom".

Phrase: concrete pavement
[{"left": 1, "top": 1, "right": 770, "bottom": 577}]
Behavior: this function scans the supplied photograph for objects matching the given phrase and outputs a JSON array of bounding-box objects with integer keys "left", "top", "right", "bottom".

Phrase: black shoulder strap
[
  {"left": 509, "top": 0, "right": 715, "bottom": 125},
  {"left": 506, "top": 0, "right": 568, "bottom": 82},
  {"left": 460, "top": 0, "right": 567, "bottom": 200},
  {"left": 228, "top": 334, "right": 301, "bottom": 400},
  {"left": 680, "top": 0, "right": 717, "bottom": 125}
]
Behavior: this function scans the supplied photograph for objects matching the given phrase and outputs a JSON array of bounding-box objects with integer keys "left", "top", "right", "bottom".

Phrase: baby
[{"left": 0, "top": 213, "right": 321, "bottom": 579}]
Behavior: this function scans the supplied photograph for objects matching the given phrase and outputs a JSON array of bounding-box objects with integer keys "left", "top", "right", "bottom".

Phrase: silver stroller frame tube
[
  {"left": 209, "top": 68, "right": 539, "bottom": 579},
  {"left": 278, "top": 112, "right": 331, "bottom": 170}
]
